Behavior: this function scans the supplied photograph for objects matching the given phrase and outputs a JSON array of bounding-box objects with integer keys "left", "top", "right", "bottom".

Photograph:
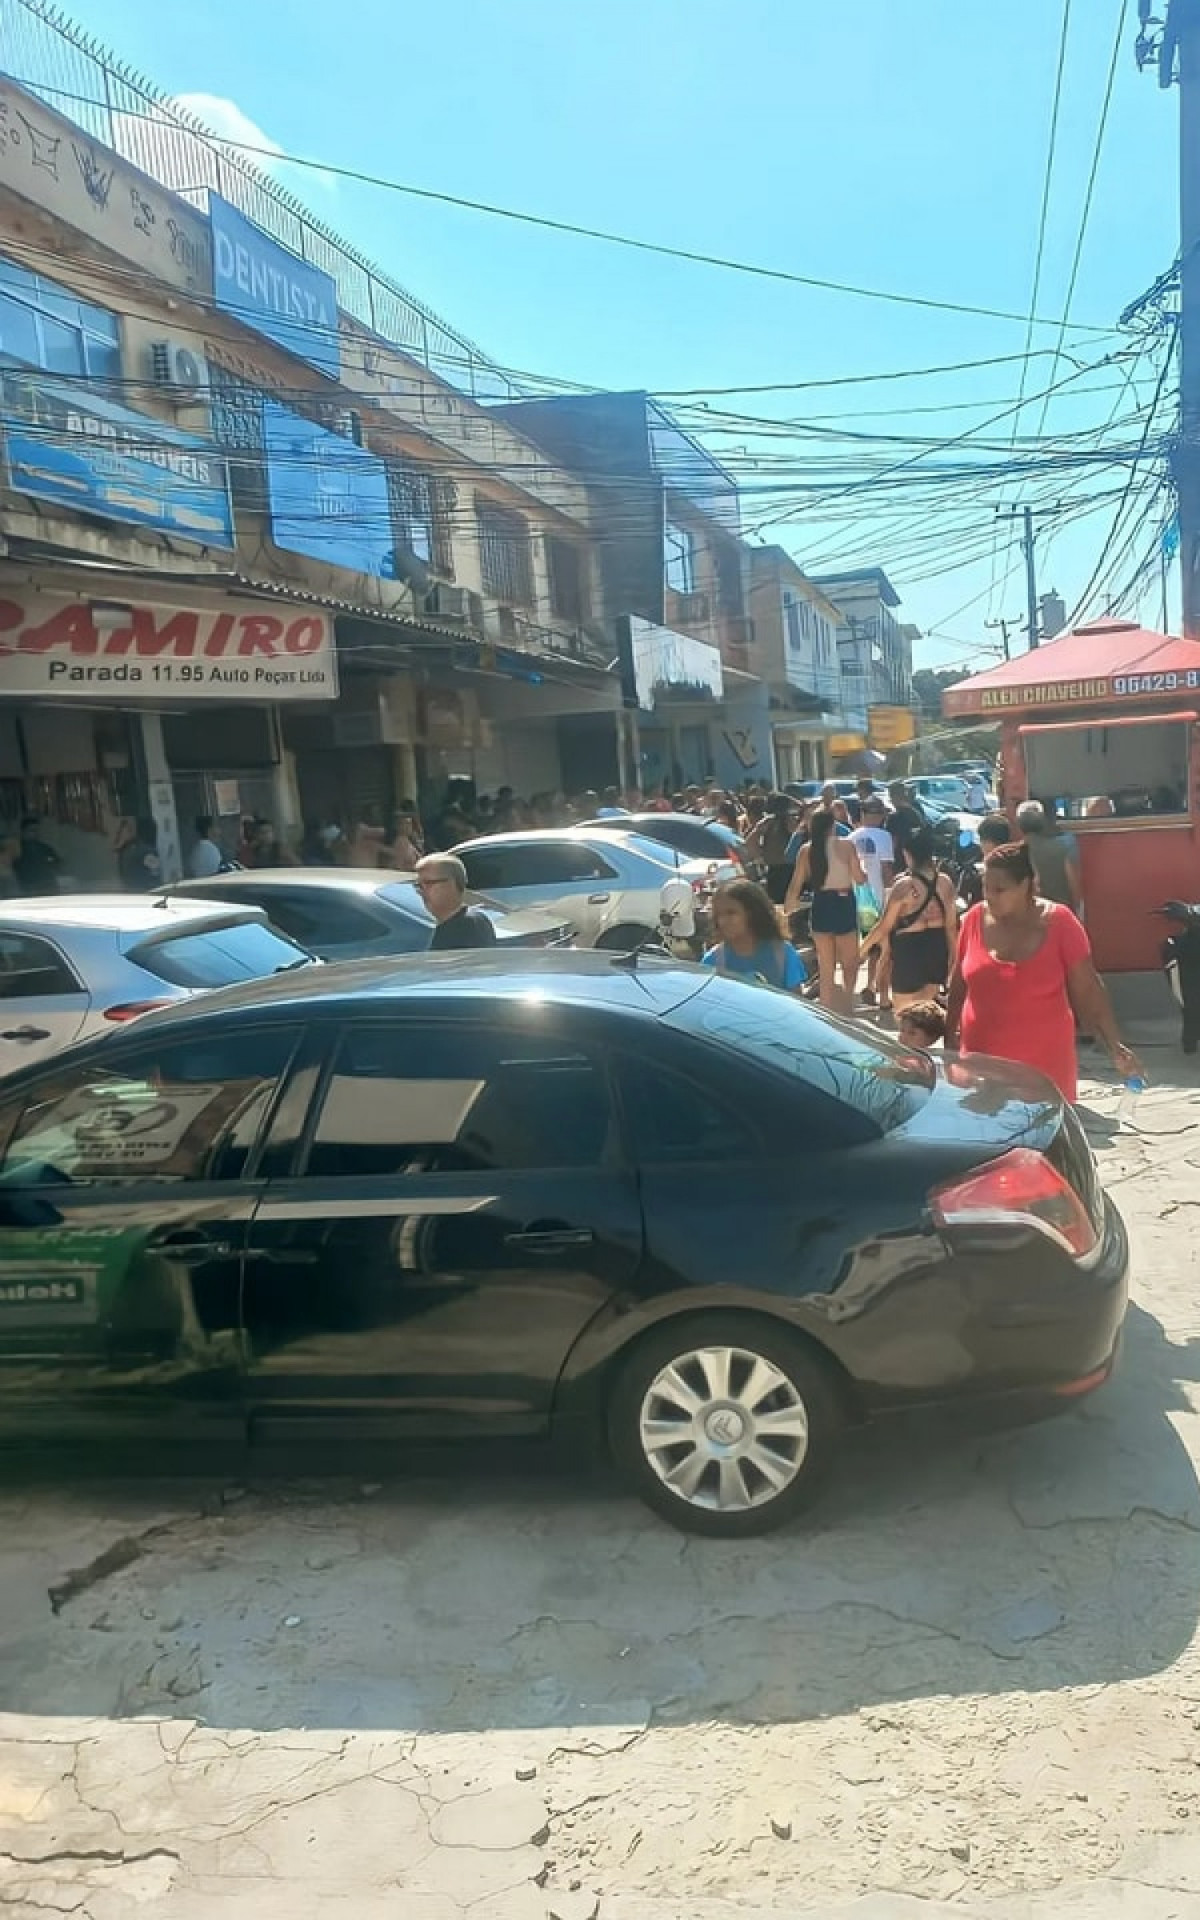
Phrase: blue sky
[{"left": 77, "top": 0, "right": 1181, "bottom": 669}]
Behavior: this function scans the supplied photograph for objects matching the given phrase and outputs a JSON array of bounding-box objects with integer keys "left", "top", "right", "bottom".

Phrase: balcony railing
[{"left": 0, "top": 0, "right": 513, "bottom": 400}]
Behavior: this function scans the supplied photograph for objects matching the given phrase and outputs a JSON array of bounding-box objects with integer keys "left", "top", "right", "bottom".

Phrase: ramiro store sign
[{"left": 0, "top": 585, "right": 338, "bottom": 701}]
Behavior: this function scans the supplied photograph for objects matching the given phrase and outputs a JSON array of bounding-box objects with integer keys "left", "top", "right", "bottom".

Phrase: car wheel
[
  {"left": 608, "top": 1314, "right": 841, "bottom": 1537},
  {"left": 594, "top": 924, "right": 659, "bottom": 952}
]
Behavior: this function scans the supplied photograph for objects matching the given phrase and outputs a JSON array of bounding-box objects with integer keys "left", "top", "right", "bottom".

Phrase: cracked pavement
[{"left": 3, "top": 1043, "right": 1200, "bottom": 1916}]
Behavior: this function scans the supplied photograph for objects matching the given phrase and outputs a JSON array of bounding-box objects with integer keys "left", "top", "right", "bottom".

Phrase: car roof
[
  {"left": 458, "top": 828, "right": 624, "bottom": 849},
  {"left": 4, "top": 894, "right": 266, "bottom": 933},
  {"left": 110, "top": 949, "right": 716, "bottom": 1037},
  {"left": 581, "top": 812, "right": 729, "bottom": 832},
  {"left": 165, "top": 868, "right": 408, "bottom": 897}
]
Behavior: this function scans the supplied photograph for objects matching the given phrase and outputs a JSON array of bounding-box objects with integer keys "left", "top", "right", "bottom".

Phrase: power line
[
  {"left": 1065, "top": 327, "right": 1178, "bottom": 623},
  {"left": 990, "top": 0, "right": 1074, "bottom": 622},
  {"left": 13, "top": 76, "right": 1121, "bottom": 336},
  {"left": 1034, "top": 0, "right": 1130, "bottom": 438}
]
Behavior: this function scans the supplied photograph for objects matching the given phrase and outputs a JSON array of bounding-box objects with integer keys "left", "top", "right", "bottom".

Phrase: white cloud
[{"left": 173, "top": 92, "right": 337, "bottom": 204}]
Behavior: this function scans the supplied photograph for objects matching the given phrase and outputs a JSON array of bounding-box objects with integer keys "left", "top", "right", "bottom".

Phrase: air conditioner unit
[
  {"left": 424, "top": 584, "right": 468, "bottom": 620},
  {"left": 150, "top": 340, "right": 208, "bottom": 399}
]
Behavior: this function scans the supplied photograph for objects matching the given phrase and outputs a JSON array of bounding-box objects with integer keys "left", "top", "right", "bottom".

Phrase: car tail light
[
  {"left": 102, "top": 1000, "right": 175, "bottom": 1023},
  {"left": 929, "top": 1148, "right": 1099, "bottom": 1260}
]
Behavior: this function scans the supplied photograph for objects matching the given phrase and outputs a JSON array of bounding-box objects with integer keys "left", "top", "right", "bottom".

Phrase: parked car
[
  {"left": 940, "top": 760, "right": 995, "bottom": 783},
  {"left": 160, "top": 869, "right": 573, "bottom": 960},
  {"left": 453, "top": 830, "right": 737, "bottom": 950},
  {"left": 784, "top": 779, "right": 885, "bottom": 805},
  {"left": 0, "top": 896, "right": 315, "bottom": 1073},
  {"left": 0, "top": 952, "right": 1128, "bottom": 1535},
  {"left": 904, "top": 775, "right": 973, "bottom": 811},
  {"left": 578, "top": 812, "right": 747, "bottom": 869}
]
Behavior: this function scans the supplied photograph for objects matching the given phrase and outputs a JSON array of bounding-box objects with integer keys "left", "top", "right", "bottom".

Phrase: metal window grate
[
  {"left": 206, "top": 362, "right": 267, "bottom": 512},
  {"left": 546, "top": 535, "right": 586, "bottom": 623},
  {"left": 477, "top": 499, "right": 533, "bottom": 606}
]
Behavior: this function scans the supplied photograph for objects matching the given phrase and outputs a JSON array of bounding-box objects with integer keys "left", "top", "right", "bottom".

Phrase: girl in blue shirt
[{"left": 703, "top": 880, "right": 808, "bottom": 994}]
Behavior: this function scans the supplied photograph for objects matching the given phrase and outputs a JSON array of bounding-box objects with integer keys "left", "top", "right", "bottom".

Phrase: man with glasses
[{"left": 417, "top": 854, "right": 498, "bottom": 951}]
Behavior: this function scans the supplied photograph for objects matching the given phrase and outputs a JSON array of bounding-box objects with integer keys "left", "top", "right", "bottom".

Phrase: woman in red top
[{"left": 945, "top": 841, "right": 1141, "bottom": 1103}]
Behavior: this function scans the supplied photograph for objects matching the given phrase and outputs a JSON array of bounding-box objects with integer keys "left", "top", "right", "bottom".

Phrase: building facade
[
  {"left": 494, "top": 391, "right": 772, "bottom": 793},
  {"left": 745, "top": 547, "right": 850, "bottom": 782},
  {"left": 0, "top": 28, "right": 621, "bottom": 882},
  {"left": 809, "top": 567, "right": 915, "bottom": 738}
]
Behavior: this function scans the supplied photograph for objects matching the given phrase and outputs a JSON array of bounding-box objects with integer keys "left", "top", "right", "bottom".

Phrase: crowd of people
[{"left": 2, "top": 765, "right": 1142, "bottom": 1103}]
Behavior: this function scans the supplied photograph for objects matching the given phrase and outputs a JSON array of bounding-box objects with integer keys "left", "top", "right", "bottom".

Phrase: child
[{"left": 897, "top": 999, "right": 945, "bottom": 1050}]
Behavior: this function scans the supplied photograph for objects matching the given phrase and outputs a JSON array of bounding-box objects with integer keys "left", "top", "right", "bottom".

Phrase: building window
[
  {"left": 476, "top": 499, "right": 533, "bottom": 605},
  {"left": 0, "top": 256, "right": 121, "bottom": 383},
  {"left": 207, "top": 362, "right": 268, "bottom": 512},
  {"left": 387, "top": 458, "right": 436, "bottom": 566},
  {"left": 783, "top": 591, "right": 803, "bottom": 651},
  {"left": 665, "top": 522, "right": 696, "bottom": 594},
  {"left": 546, "top": 535, "right": 587, "bottom": 623},
  {"left": 713, "top": 541, "right": 743, "bottom": 617}
]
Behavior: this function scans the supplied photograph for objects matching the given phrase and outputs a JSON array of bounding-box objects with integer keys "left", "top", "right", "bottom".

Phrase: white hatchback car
[
  {"left": 453, "top": 829, "right": 738, "bottom": 950},
  {"left": 0, "top": 896, "right": 315, "bottom": 1073}
]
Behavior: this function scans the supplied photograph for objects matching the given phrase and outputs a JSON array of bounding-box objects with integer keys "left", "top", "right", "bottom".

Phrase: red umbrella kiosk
[{"left": 943, "top": 619, "right": 1200, "bottom": 971}]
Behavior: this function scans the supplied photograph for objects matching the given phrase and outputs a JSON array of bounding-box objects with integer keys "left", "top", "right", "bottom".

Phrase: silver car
[
  {"left": 454, "top": 829, "right": 738, "bottom": 950},
  {"left": 161, "top": 868, "right": 574, "bottom": 959},
  {"left": 0, "top": 896, "right": 314, "bottom": 1072}
]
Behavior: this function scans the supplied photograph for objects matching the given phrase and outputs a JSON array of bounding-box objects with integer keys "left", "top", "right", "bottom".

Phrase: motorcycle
[{"left": 1157, "top": 900, "right": 1200, "bottom": 1055}]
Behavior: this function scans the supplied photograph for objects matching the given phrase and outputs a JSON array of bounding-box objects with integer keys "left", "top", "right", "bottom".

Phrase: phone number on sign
[{"left": 1113, "top": 671, "right": 1200, "bottom": 694}]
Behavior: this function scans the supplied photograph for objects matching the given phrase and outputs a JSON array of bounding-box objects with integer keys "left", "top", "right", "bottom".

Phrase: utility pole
[
  {"left": 1142, "top": 0, "right": 1199, "bottom": 632},
  {"left": 1176, "top": 0, "right": 1200, "bottom": 634},
  {"left": 984, "top": 616, "right": 1017, "bottom": 661},
  {"left": 996, "top": 504, "right": 1054, "bottom": 651}
]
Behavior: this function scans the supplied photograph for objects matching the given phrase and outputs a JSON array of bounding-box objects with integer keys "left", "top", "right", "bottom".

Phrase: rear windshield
[
  {"left": 668, "top": 981, "right": 933, "bottom": 1133},
  {"left": 380, "top": 880, "right": 503, "bottom": 921},
  {"left": 379, "top": 881, "right": 436, "bottom": 925},
  {"left": 130, "top": 920, "right": 313, "bottom": 989}
]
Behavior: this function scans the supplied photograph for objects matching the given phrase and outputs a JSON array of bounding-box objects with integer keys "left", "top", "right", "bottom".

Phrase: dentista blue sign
[
  {"left": 263, "top": 401, "right": 394, "bottom": 578},
  {"left": 210, "top": 197, "right": 340, "bottom": 378}
]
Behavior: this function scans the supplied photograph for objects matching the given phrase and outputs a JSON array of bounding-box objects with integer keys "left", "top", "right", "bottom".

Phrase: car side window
[
  {"left": 457, "top": 847, "right": 516, "bottom": 890},
  {"left": 304, "top": 1024, "right": 616, "bottom": 1178},
  {"left": 617, "top": 1056, "right": 762, "bottom": 1163},
  {"left": 462, "top": 845, "right": 614, "bottom": 889},
  {"left": 0, "top": 1026, "right": 300, "bottom": 1187},
  {"left": 0, "top": 933, "right": 82, "bottom": 1000},
  {"left": 558, "top": 845, "right": 618, "bottom": 882}
]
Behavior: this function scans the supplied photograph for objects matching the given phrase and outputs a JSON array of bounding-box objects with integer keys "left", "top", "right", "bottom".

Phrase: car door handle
[
  {"left": 505, "top": 1227, "right": 596, "bottom": 1254},
  {"left": 243, "top": 1245, "right": 320, "bottom": 1266},
  {"left": 150, "top": 1233, "right": 236, "bottom": 1266},
  {"left": 587, "top": 892, "right": 611, "bottom": 905},
  {"left": 0, "top": 1026, "right": 50, "bottom": 1042}
]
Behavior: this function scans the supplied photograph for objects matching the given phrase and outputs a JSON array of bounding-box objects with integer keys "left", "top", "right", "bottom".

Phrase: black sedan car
[{"left": 0, "top": 954, "right": 1127, "bottom": 1536}]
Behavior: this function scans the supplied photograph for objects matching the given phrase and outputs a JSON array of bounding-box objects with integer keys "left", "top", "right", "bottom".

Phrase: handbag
[{"left": 855, "top": 883, "right": 881, "bottom": 935}]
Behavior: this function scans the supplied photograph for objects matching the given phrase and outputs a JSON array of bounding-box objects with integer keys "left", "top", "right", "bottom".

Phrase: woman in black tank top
[{"left": 861, "top": 827, "right": 959, "bottom": 1015}]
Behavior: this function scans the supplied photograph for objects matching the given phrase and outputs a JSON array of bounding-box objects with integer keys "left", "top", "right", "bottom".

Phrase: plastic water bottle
[{"left": 1116, "top": 1074, "right": 1146, "bottom": 1129}]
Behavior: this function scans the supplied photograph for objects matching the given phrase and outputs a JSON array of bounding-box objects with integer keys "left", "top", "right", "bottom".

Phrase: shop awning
[
  {"left": 943, "top": 620, "right": 1200, "bottom": 718},
  {"left": 1017, "top": 710, "right": 1198, "bottom": 736}
]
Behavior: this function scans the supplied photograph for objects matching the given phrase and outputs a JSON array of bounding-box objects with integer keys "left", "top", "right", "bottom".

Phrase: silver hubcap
[{"left": 638, "top": 1345, "right": 810, "bottom": 1512}]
